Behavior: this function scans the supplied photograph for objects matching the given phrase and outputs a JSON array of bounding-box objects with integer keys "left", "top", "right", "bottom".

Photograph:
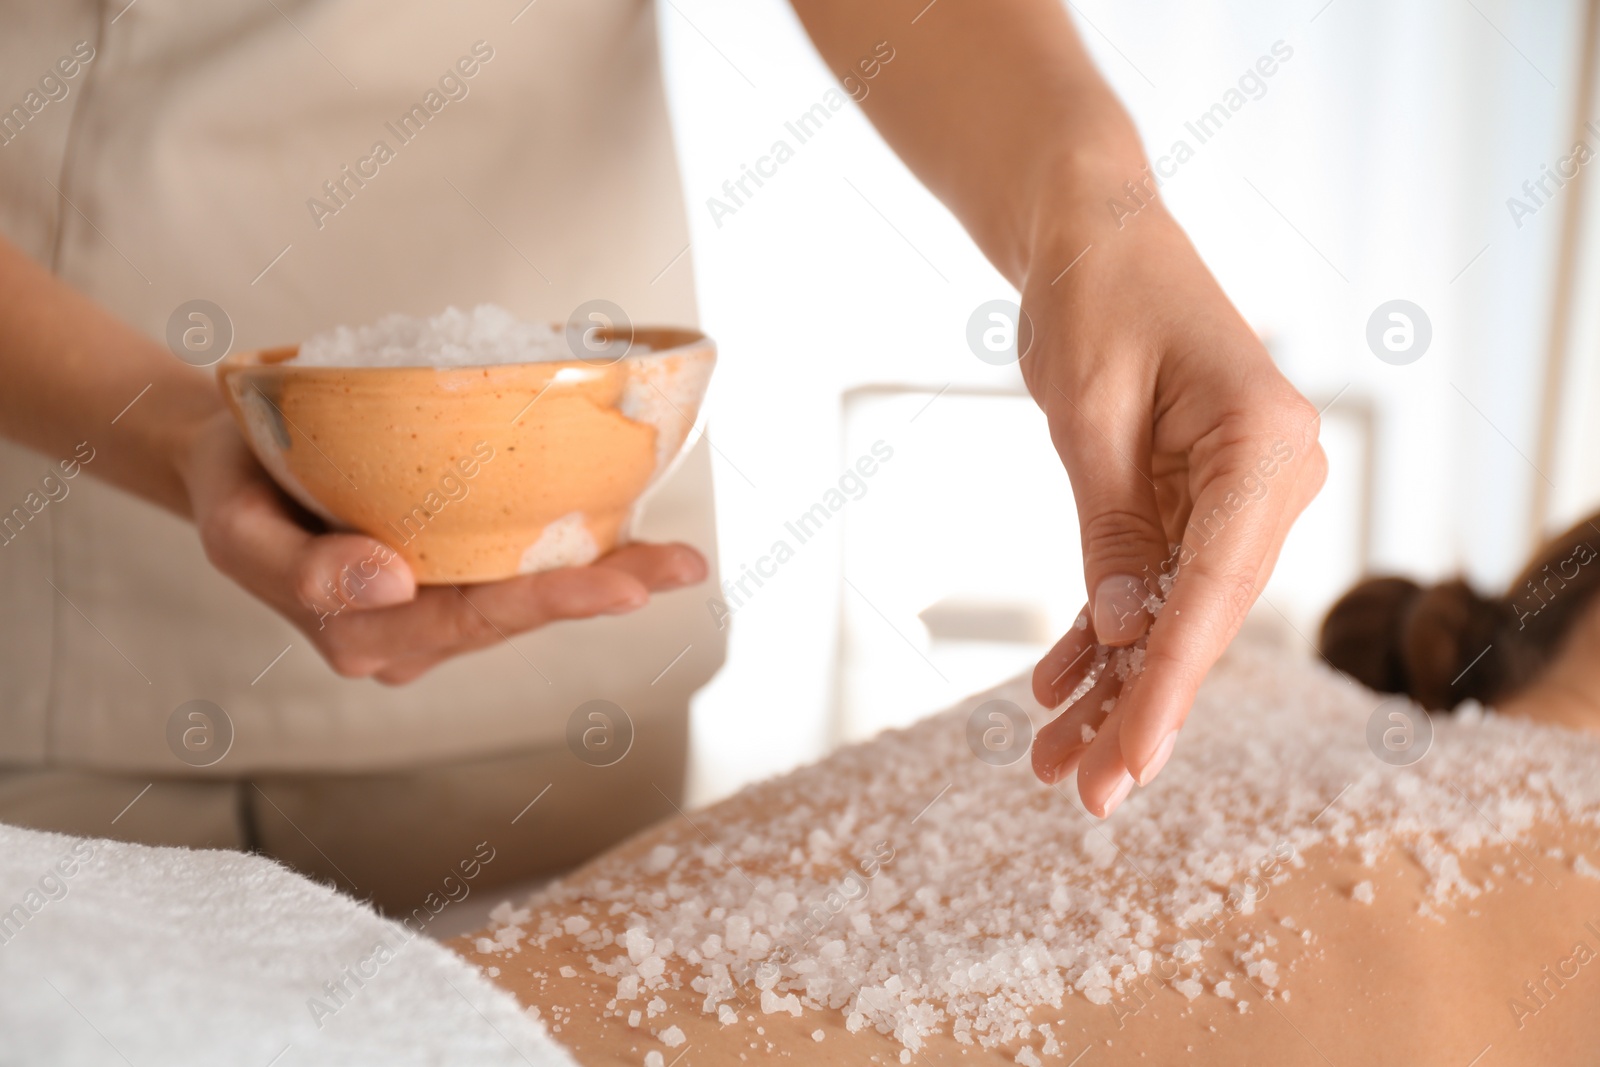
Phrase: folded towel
[{"left": 0, "top": 821, "right": 575, "bottom": 1066}]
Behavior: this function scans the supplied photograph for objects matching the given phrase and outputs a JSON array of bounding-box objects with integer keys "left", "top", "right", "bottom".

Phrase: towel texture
[{"left": 0, "top": 821, "right": 576, "bottom": 1066}]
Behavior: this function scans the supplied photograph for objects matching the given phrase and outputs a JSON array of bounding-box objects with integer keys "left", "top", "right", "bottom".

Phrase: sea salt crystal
[
  {"left": 488, "top": 901, "right": 529, "bottom": 927},
  {"left": 644, "top": 1053, "right": 664, "bottom": 1067},
  {"left": 761, "top": 991, "right": 802, "bottom": 1016},
  {"left": 1080, "top": 724, "right": 1097, "bottom": 743},
  {"left": 646, "top": 845, "right": 678, "bottom": 874},
  {"left": 562, "top": 916, "right": 590, "bottom": 936},
  {"left": 1038, "top": 1023, "right": 1060, "bottom": 1057},
  {"left": 661, "top": 1025, "right": 686, "bottom": 1047},
  {"left": 1173, "top": 978, "right": 1203, "bottom": 1001},
  {"left": 626, "top": 928, "right": 655, "bottom": 964},
  {"left": 1574, "top": 855, "right": 1600, "bottom": 879},
  {"left": 558, "top": 966, "right": 576, "bottom": 978},
  {"left": 629, "top": 1010, "right": 642, "bottom": 1027},
  {"left": 1016, "top": 1047, "right": 1043, "bottom": 1067},
  {"left": 1352, "top": 881, "right": 1376, "bottom": 904},
  {"left": 496, "top": 632, "right": 1600, "bottom": 1058},
  {"left": 812, "top": 1030, "right": 825, "bottom": 1042},
  {"left": 295, "top": 304, "right": 593, "bottom": 368}
]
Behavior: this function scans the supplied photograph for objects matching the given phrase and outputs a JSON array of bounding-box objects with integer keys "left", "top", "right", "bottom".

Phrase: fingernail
[
  {"left": 678, "top": 552, "right": 708, "bottom": 585},
  {"left": 1097, "top": 771, "right": 1135, "bottom": 818},
  {"left": 1094, "top": 574, "right": 1149, "bottom": 644},
  {"left": 347, "top": 561, "right": 413, "bottom": 609},
  {"left": 1137, "top": 730, "right": 1177, "bottom": 786},
  {"left": 1046, "top": 749, "right": 1086, "bottom": 785}
]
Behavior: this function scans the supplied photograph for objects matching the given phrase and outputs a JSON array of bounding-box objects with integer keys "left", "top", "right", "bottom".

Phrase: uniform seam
[{"left": 40, "top": 0, "right": 111, "bottom": 765}]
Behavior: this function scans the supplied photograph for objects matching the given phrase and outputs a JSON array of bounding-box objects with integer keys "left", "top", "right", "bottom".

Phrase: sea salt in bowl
[{"left": 216, "top": 306, "right": 715, "bottom": 583}]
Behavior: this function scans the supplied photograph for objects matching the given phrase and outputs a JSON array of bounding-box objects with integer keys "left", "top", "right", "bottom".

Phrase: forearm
[
  {"left": 790, "top": 0, "right": 1146, "bottom": 285},
  {"left": 0, "top": 234, "right": 217, "bottom": 515}
]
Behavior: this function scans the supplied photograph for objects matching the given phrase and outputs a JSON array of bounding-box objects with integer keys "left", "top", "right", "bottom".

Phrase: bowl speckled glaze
[{"left": 216, "top": 327, "right": 715, "bottom": 584}]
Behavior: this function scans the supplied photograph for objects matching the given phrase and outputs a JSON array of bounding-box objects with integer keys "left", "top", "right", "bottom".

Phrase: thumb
[
  {"left": 292, "top": 533, "right": 417, "bottom": 615},
  {"left": 1052, "top": 406, "right": 1171, "bottom": 646}
]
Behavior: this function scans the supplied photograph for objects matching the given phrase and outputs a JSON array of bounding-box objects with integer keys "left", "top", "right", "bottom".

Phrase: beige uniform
[{"left": 0, "top": 0, "right": 725, "bottom": 910}]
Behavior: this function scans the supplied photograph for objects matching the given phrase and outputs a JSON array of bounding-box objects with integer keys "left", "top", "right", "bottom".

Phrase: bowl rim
[{"left": 216, "top": 324, "right": 712, "bottom": 376}]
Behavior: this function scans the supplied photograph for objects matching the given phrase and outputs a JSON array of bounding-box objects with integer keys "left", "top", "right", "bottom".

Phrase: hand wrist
[
  {"left": 1016, "top": 138, "right": 1165, "bottom": 278},
  {"left": 125, "top": 363, "right": 229, "bottom": 518},
  {"left": 993, "top": 107, "right": 1150, "bottom": 284}
]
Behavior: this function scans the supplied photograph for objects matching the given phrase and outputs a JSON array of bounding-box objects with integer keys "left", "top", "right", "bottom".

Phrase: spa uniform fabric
[{"left": 0, "top": 2, "right": 725, "bottom": 773}]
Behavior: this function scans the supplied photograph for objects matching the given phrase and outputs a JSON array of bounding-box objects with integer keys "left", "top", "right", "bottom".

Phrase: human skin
[
  {"left": 456, "top": 610, "right": 1600, "bottom": 1065},
  {"left": 0, "top": 3, "right": 1323, "bottom": 734},
  {"left": 790, "top": 0, "right": 1326, "bottom": 815},
  {"left": 0, "top": 238, "right": 706, "bottom": 685},
  {"left": 459, "top": 821, "right": 1600, "bottom": 1066}
]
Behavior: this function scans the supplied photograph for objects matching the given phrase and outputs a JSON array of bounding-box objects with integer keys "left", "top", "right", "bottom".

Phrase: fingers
[
  {"left": 591, "top": 541, "right": 708, "bottom": 589},
  {"left": 459, "top": 541, "right": 704, "bottom": 630},
  {"left": 1046, "top": 383, "right": 1172, "bottom": 648},
  {"left": 354, "top": 569, "right": 645, "bottom": 683},
  {"left": 1036, "top": 667, "right": 1153, "bottom": 818},
  {"left": 1031, "top": 604, "right": 1095, "bottom": 707},
  {"left": 360, "top": 568, "right": 647, "bottom": 685},
  {"left": 1078, "top": 702, "right": 1136, "bottom": 818},
  {"left": 1116, "top": 424, "right": 1322, "bottom": 787},
  {"left": 186, "top": 429, "right": 420, "bottom": 621},
  {"left": 188, "top": 414, "right": 711, "bottom": 684},
  {"left": 320, "top": 541, "right": 706, "bottom": 680},
  {"left": 291, "top": 534, "right": 416, "bottom": 614},
  {"left": 1032, "top": 666, "right": 1117, "bottom": 785},
  {"left": 196, "top": 473, "right": 416, "bottom": 615}
]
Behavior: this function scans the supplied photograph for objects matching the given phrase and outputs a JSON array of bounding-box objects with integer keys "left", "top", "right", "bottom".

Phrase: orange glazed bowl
[{"left": 216, "top": 327, "right": 715, "bottom": 584}]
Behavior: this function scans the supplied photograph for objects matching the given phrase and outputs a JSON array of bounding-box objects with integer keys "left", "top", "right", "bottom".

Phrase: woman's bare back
[{"left": 456, "top": 628, "right": 1600, "bottom": 1065}]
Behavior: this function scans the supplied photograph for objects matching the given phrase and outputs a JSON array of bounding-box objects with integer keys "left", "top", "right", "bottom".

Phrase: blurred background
[{"left": 659, "top": 0, "right": 1600, "bottom": 804}]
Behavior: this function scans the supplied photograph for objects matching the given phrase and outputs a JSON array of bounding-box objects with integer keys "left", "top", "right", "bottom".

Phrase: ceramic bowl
[{"left": 216, "top": 327, "right": 714, "bottom": 584}]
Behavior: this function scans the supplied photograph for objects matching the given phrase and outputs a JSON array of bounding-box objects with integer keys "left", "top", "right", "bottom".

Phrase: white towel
[{"left": 0, "top": 822, "right": 576, "bottom": 1066}]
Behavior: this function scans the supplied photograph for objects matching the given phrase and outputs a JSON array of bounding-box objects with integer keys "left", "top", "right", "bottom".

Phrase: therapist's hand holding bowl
[{"left": 188, "top": 325, "right": 717, "bottom": 687}]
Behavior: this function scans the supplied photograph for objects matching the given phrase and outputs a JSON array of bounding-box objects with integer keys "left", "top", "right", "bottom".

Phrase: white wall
[{"left": 658, "top": 0, "right": 1589, "bottom": 803}]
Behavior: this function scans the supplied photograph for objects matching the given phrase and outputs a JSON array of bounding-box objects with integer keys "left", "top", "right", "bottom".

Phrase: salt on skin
[{"left": 475, "top": 632, "right": 1600, "bottom": 1057}]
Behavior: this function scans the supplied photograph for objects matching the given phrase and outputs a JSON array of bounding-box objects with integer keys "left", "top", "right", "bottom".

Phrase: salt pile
[
  {"left": 476, "top": 633, "right": 1600, "bottom": 1056},
  {"left": 294, "top": 304, "right": 620, "bottom": 367}
]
